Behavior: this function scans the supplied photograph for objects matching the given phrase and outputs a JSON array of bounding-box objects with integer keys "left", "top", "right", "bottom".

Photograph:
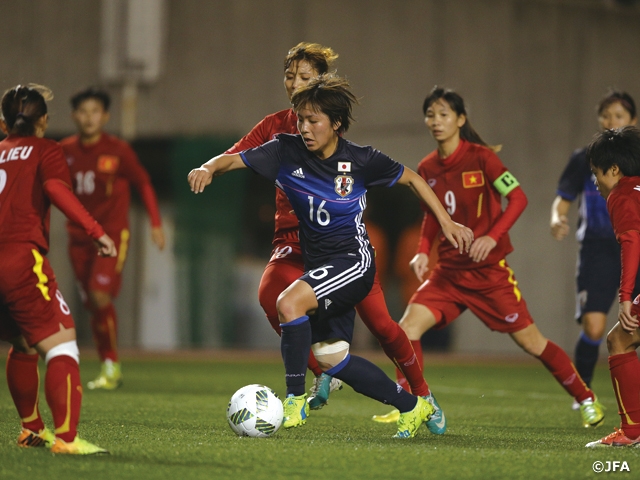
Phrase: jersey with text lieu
[
  {"left": 417, "top": 140, "right": 515, "bottom": 269},
  {"left": 0, "top": 135, "right": 72, "bottom": 253},
  {"left": 241, "top": 134, "right": 404, "bottom": 269}
]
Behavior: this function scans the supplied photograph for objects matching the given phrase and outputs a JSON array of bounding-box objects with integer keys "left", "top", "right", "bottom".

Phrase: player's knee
[
  {"left": 88, "top": 290, "right": 112, "bottom": 310},
  {"left": 44, "top": 340, "right": 80, "bottom": 365},
  {"left": 312, "top": 340, "right": 349, "bottom": 371},
  {"left": 398, "top": 315, "right": 423, "bottom": 341}
]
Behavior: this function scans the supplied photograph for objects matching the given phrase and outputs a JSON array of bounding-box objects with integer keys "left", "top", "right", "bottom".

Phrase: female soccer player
[
  {"left": 550, "top": 91, "right": 639, "bottom": 395},
  {"left": 61, "top": 87, "right": 165, "bottom": 390},
  {"left": 188, "top": 75, "right": 473, "bottom": 438},
  {"left": 373, "top": 86, "right": 604, "bottom": 428},
  {"left": 224, "top": 42, "right": 441, "bottom": 426},
  {"left": 0, "top": 84, "right": 115, "bottom": 454},
  {"left": 585, "top": 126, "right": 640, "bottom": 447}
]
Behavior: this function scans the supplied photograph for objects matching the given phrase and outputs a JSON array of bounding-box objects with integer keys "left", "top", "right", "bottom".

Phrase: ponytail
[{"left": 1, "top": 84, "right": 52, "bottom": 136}]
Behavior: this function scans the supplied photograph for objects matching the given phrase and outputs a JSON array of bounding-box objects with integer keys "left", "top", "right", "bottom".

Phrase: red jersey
[
  {"left": 225, "top": 108, "right": 299, "bottom": 244},
  {"left": 0, "top": 136, "right": 76, "bottom": 252},
  {"left": 61, "top": 133, "right": 161, "bottom": 236},
  {"left": 606, "top": 176, "right": 640, "bottom": 302},
  {"left": 416, "top": 140, "right": 527, "bottom": 269}
]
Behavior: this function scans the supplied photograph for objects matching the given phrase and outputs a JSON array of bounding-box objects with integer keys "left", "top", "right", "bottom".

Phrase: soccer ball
[{"left": 226, "top": 384, "right": 283, "bottom": 437}]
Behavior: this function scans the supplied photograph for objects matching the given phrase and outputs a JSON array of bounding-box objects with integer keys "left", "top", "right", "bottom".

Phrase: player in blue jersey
[
  {"left": 550, "top": 90, "right": 640, "bottom": 399},
  {"left": 189, "top": 74, "right": 473, "bottom": 438}
]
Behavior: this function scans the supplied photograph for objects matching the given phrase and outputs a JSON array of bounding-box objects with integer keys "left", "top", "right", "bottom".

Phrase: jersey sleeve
[
  {"left": 417, "top": 211, "right": 441, "bottom": 255},
  {"left": 618, "top": 231, "right": 640, "bottom": 302},
  {"left": 44, "top": 179, "right": 105, "bottom": 240},
  {"left": 38, "top": 141, "right": 73, "bottom": 187},
  {"left": 225, "top": 117, "right": 272, "bottom": 154},
  {"left": 608, "top": 191, "right": 640, "bottom": 238},
  {"left": 240, "top": 138, "right": 282, "bottom": 183},
  {"left": 118, "top": 143, "right": 162, "bottom": 227},
  {"left": 363, "top": 149, "right": 405, "bottom": 188},
  {"left": 556, "top": 149, "right": 588, "bottom": 201}
]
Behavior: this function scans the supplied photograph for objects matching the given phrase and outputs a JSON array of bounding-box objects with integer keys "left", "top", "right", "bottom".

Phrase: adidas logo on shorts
[{"left": 292, "top": 168, "right": 305, "bottom": 178}]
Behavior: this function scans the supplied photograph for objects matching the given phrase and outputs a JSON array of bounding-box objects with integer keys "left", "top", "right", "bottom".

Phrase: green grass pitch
[{"left": 1, "top": 352, "right": 639, "bottom": 479}]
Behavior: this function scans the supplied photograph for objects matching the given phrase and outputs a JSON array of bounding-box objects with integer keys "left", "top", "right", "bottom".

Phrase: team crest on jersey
[
  {"left": 97, "top": 155, "right": 120, "bottom": 174},
  {"left": 462, "top": 170, "right": 484, "bottom": 188},
  {"left": 334, "top": 175, "right": 354, "bottom": 197}
]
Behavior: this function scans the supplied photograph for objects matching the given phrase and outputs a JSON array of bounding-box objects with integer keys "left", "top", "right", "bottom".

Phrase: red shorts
[
  {"left": 68, "top": 228, "right": 130, "bottom": 299},
  {"left": 409, "top": 259, "right": 534, "bottom": 333},
  {"left": 0, "top": 243, "right": 75, "bottom": 346}
]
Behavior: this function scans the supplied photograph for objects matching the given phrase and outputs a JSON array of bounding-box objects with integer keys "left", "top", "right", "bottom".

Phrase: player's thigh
[
  {"left": 68, "top": 238, "right": 95, "bottom": 288},
  {"left": 2, "top": 246, "right": 75, "bottom": 347},
  {"left": 258, "top": 244, "right": 305, "bottom": 318},
  {"left": 407, "top": 267, "right": 465, "bottom": 330},
  {"left": 88, "top": 252, "right": 123, "bottom": 298},
  {"left": 462, "top": 261, "right": 534, "bottom": 334},
  {"left": 576, "top": 240, "right": 620, "bottom": 318}
]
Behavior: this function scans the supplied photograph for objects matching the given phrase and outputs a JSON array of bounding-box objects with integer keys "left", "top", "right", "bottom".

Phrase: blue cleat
[
  {"left": 308, "top": 373, "right": 343, "bottom": 410},
  {"left": 425, "top": 393, "right": 447, "bottom": 435}
]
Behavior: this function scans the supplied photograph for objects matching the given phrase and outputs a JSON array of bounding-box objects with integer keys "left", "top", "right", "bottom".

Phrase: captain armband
[{"left": 493, "top": 171, "right": 520, "bottom": 196}]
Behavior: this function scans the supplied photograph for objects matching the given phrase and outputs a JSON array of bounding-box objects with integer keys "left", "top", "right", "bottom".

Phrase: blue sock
[
  {"left": 574, "top": 331, "right": 601, "bottom": 388},
  {"left": 327, "top": 354, "right": 417, "bottom": 412},
  {"left": 280, "top": 316, "right": 311, "bottom": 397}
]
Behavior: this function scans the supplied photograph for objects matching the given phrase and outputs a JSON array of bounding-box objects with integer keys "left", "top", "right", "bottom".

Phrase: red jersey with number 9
[
  {"left": 417, "top": 140, "right": 520, "bottom": 269},
  {"left": 0, "top": 135, "right": 72, "bottom": 252}
]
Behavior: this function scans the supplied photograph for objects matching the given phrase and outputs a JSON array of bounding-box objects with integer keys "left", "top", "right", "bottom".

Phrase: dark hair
[
  {"left": 587, "top": 126, "right": 640, "bottom": 176},
  {"left": 597, "top": 90, "right": 636, "bottom": 119},
  {"left": 70, "top": 87, "right": 111, "bottom": 111},
  {"left": 1, "top": 84, "right": 52, "bottom": 136},
  {"left": 284, "top": 42, "right": 338, "bottom": 75},
  {"left": 422, "top": 86, "right": 500, "bottom": 151},
  {"left": 291, "top": 73, "right": 357, "bottom": 135}
]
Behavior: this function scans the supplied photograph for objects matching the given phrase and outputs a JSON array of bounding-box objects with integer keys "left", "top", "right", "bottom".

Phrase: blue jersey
[
  {"left": 241, "top": 134, "right": 404, "bottom": 268},
  {"left": 556, "top": 147, "right": 615, "bottom": 241}
]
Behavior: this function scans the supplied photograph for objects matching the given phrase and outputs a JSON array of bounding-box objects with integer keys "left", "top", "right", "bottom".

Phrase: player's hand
[
  {"left": 468, "top": 235, "right": 497, "bottom": 263},
  {"left": 441, "top": 220, "right": 474, "bottom": 254},
  {"left": 618, "top": 301, "right": 639, "bottom": 333},
  {"left": 410, "top": 253, "right": 430, "bottom": 283},
  {"left": 95, "top": 234, "right": 117, "bottom": 257},
  {"left": 188, "top": 165, "right": 214, "bottom": 194},
  {"left": 550, "top": 214, "right": 570, "bottom": 241},
  {"left": 151, "top": 226, "right": 165, "bottom": 251}
]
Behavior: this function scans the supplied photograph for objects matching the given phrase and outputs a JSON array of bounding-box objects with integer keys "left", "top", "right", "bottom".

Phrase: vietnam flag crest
[
  {"left": 462, "top": 170, "right": 484, "bottom": 188},
  {"left": 97, "top": 155, "right": 120, "bottom": 174}
]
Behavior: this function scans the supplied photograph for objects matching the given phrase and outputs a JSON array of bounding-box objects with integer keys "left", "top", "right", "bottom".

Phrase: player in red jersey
[
  {"left": 61, "top": 87, "right": 165, "bottom": 390},
  {"left": 225, "top": 43, "right": 434, "bottom": 417},
  {"left": 585, "top": 126, "right": 640, "bottom": 447},
  {"left": 0, "top": 84, "right": 115, "bottom": 454},
  {"left": 373, "top": 87, "right": 605, "bottom": 429}
]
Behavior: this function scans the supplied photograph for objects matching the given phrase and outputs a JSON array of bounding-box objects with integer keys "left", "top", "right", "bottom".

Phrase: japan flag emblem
[
  {"left": 338, "top": 162, "right": 351, "bottom": 172},
  {"left": 334, "top": 175, "right": 354, "bottom": 197}
]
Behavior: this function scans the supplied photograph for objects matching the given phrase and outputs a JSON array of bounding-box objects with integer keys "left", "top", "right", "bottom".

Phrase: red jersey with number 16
[
  {"left": 61, "top": 133, "right": 161, "bottom": 237},
  {"left": 225, "top": 108, "right": 299, "bottom": 245},
  {"left": 0, "top": 136, "right": 74, "bottom": 252},
  {"left": 417, "top": 140, "right": 527, "bottom": 269}
]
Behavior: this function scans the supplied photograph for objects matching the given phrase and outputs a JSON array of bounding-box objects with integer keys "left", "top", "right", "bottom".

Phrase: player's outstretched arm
[
  {"left": 550, "top": 196, "right": 571, "bottom": 241},
  {"left": 397, "top": 167, "right": 474, "bottom": 253},
  {"left": 188, "top": 153, "right": 246, "bottom": 194}
]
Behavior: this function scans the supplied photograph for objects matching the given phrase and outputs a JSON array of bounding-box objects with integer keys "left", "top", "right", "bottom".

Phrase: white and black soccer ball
[{"left": 226, "top": 384, "right": 283, "bottom": 437}]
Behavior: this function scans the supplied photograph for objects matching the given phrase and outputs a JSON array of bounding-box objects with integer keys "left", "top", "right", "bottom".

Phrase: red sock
[
  {"left": 609, "top": 352, "right": 640, "bottom": 439},
  {"left": 6, "top": 348, "right": 44, "bottom": 432},
  {"left": 91, "top": 303, "right": 118, "bottom": 362},
  {"left": 389, "top": 336, "right": 429, "bottom": 396},
  {"left": 45, "top": 355, "right": 82, "bottom": 442},
  {"left": 538, "top": 341, "right": 592, "bottom": 403}
]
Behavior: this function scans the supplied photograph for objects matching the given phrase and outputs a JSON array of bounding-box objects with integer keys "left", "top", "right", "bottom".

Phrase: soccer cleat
[
  {"left": 579, "top": 396, "right": 605, "bottom": 428},
  {"left": 87, "top": 360, "right": 122, "bottom": 390},
  {"left": 425, "top": 393, "right": 447, "bottom": 435},
  {"left": 283, "top": 393, "right": 309, "bottom": 428},
  {"left": 586, "top": 427, "right": 640, "bottom": 448},
  {"left": 17, "top": 427, "right": 55, "bottom": 448},
  {"left": 50, "top": 436, "right": 109, "bottom": 455},
  {"left": 308, "top": 373, "right": 343, "bottom": 410},
  {"left": 372, "top": 409, "right": 400, "bottom": 423},
  {"left": 393, "top": 396, "right": 435, "bottom": 439}
]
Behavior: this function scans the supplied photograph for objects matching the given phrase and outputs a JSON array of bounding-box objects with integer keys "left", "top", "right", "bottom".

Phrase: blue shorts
[
  {"left": 299, "top": 256, "right": 375, "bottom": 344},
  {"left": 576, "top": 238, "right": 640, "bottom": 321}
]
